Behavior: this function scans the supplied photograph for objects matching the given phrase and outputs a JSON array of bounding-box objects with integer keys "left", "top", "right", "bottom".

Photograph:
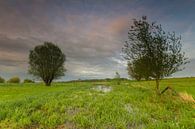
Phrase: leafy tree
[
  {"left": 29, "top": 42, "right": 66, "bottom": 86},
  {"left": 127, "top": 61, "right": 141, "bottom": 81},
  {"left": 115, "top": 72, "right": 121, "bottom": 85},
  {"left": 7, "top": 76, "right": 20, "bottom": 83},
  {"left": 0, "top": 76, "right": 5, "bottom": 83},
  {"left": 122, "top": 16, "right": 188, "bottom": 94},
  {"left": 127, "top": 56, "right": 150, "bottom": 81},
  {"left": 115, "top": 72, "right": 120, "bottom": 79}
]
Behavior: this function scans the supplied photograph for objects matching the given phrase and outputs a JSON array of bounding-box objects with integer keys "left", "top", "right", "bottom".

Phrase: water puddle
[{"left": 92, "top": 85, "right": 112, "bottom": 93}]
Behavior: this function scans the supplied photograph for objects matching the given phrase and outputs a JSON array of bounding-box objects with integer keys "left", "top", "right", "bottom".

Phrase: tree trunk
[
  {"left": 45, "top": 82, "right": 51, "bottom": 86},
  {"left": 44, "top": 79, "right": 51, "bottom": 86},
  {"left": 155, "top": 79, "right": 160, "bottom": 95}
]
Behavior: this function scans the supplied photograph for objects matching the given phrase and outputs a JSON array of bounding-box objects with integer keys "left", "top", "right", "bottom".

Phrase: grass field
[{"left": 0, "top": 78, "right": 194, "bottom": 129}]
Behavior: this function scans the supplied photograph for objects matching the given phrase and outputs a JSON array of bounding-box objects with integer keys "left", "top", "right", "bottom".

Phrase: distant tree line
[{"left": 65, "top": 77, "right": 128, "bottom": 83}]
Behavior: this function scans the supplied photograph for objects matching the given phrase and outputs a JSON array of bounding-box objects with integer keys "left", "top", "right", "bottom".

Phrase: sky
[{"left": 0, "top": 0, "right": 195, "bottom": 81}]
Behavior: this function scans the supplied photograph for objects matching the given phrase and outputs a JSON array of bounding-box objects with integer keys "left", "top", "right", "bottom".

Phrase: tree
[
  {"left": 127, "top": 56, "right": 150, "bottom": 81},
  {"left": 115, "top": 72, "right": 121, "bottom": 85},
  {"left": 115, "top": 72, "right": 120, "bottom": 79},
  {"left": 29, "top": 42, "right": 66, "bottom": 86},
  {"left": 0, "top": 76, "right": 5, "bottom": 83},
  {"left": 7, "top": 76, "right": 20, "bottom": 83},
  {"left": 122, "top": 16, "right": 188, "bottom": 94},
  {"left": 127, "top": 62, "right": 142, "bottom": 81}
]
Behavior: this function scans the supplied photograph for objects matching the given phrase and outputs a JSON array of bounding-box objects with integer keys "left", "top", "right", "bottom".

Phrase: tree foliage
[
  {"left": 122, "top": 16, "right": 188, "bottom": 93},
  {"left": 115, "top": 72, "right": 121, "bottom": 85},
  {"left": 0, "top": 76, "right": 5, "bottom": 83},
  {"left": 115, "top": 72, "right": 120, "bottom": 79},
  {"left": 29, "top": 42, "right": 66, "bottom": 86},
  {"left": 127, "top": 56, "right": 150, "bottom": 81},
  {"left": 7, "top": 76, "right": 20, "bottom": 83}
]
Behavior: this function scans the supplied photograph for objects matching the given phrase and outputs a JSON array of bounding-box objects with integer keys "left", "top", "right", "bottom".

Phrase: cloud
[
  {"left": 110, "top": 57, "right": 127, "bottom": 67},
  {"left": 0, "top": 0, "right": 194, "bottom": 80},
  {"left": 0, "top": 34, "right": 33, "bottom": 52},
  {"left": 0, "top": 11, "right": 130, "bottom": 79}
]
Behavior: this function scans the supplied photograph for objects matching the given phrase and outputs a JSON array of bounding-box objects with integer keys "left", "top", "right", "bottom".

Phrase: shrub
[
  {"left": 7, "top": 77, "right": 20, "bottom": 83},
  {"left": 23, "top": 79, "right": 34, "bottom": 83},
  {"left": 0, "top": 76, "right": 5, "bottom": 83}
]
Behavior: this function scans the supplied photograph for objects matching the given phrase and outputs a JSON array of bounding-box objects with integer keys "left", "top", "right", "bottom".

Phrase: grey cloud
[
  {"left": 0, "top": 14, "right": 127, "bottom": 80},
  {"left": 0, "top": 59, "right": 25, "bottom": 67},
  {"left": 0, "top": 34, "right": 33, "bottom": 52},
  {"left": 0, "top": 0, "right": 194, "bottom": 80},
  {"left": 173, "top": 58, "right": 195, "bottom": 77}
]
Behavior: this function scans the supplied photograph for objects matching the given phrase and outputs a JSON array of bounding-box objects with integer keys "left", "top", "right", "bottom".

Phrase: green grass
[{"left": 0, "top": 78, "right": 194, "bottom": 129}]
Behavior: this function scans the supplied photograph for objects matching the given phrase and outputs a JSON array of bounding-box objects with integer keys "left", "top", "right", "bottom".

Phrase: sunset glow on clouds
[{"left": 0, "top": 0, "right": 195, "bottom": 80}]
